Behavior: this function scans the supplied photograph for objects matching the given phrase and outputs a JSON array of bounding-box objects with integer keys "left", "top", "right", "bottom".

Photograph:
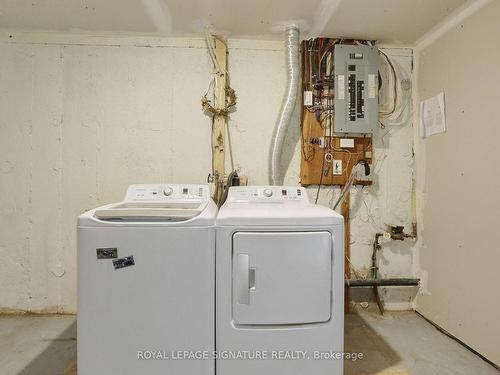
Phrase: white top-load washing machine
[
  {"left": 77, "top": 184, "right": 216, "bottom": 375},
  {"left": 216, "top": 186, "right": 344, "bottom": 375}
]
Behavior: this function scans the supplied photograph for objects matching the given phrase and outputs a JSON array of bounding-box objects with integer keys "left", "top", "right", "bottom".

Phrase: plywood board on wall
[{"left": 300, "top": 110, "right": 372, "bottom": 186}]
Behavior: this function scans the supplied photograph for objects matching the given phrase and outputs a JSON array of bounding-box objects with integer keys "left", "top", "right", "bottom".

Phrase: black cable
[{"left": 218, "top": 170, "right": 239, "bottom": 208}]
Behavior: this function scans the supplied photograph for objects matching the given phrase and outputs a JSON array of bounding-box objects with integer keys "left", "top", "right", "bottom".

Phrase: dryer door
[{"left": 232, "top": 231, "right": 332, "bottom": 325}]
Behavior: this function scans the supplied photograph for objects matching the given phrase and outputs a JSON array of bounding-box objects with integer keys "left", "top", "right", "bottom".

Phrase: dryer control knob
[
  {"left": 263, "top": 188, "right": 273, "bottom": 197},
  {"left": 163, "top": 187, "right": 174, "bottom": 196}
]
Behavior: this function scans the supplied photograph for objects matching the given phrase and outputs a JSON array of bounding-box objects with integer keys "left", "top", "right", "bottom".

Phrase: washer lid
[
  {"left": 78, "top": 184, "right": 217, "bottom": 226},
  {"left": 94, "top": 201, "right": 207, "bottom": 222}
]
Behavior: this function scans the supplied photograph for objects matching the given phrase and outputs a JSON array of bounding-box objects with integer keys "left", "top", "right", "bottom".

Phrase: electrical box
[
  {"left": 334, "top": 44, "right": 379, "bottom": 134},
  {"left": 300, "top": 38, "right": 375, "bottom": 186}
]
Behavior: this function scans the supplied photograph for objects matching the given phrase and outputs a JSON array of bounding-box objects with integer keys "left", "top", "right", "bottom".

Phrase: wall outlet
[{"left": 333, "top": 160, "right": 343, "bottom": 175}]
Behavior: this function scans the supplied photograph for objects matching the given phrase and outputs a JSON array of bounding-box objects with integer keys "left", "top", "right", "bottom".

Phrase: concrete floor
[{"left": 0, "top": 309, "right": 497, "bottom": 375}]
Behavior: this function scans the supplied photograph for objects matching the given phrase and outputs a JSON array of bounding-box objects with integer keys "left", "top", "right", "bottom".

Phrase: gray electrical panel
[{"left": 334, "top": 44, "right": 379, "bottom": 134}]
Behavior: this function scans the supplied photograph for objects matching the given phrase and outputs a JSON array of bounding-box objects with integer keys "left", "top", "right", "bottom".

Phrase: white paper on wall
[{"left": 419, "top": 92, "right": 446, "bottom": 138}]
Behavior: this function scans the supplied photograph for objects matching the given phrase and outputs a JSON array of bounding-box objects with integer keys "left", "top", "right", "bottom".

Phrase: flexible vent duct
[{"left": 269, "top": 25, "right": 299, "bottom": 185}]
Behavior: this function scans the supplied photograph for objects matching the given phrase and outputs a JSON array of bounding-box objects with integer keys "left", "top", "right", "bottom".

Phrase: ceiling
[{"left": 0, "top": 0, "right": 471, "bottom": 43}]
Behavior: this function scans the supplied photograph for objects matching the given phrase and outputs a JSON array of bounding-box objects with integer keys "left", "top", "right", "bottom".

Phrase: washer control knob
[
  {"left": 163, "top": 187, "right": 173, "bottom": 196},
  {"left": 263, "top": 188, "right": 273, "bottom": 197}
]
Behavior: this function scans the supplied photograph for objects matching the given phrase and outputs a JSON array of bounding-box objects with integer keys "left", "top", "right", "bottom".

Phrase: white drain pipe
[{"left": 269, "top": 25, "right": 299, "bottom": 185}]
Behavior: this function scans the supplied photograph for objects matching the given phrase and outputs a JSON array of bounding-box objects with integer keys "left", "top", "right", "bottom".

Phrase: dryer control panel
[
  {"left": 125, "top": 184, "right": 210, "bottom": 202},
  {"left": 227, "top": 186, "right": 309, "bottom": 203}
]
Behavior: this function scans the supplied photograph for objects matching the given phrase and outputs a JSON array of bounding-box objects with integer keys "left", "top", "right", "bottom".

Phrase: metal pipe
[
  {"left": 346, "top": 278, "right": 420, "bottom": 287},
  {"left": 372, "top": 233, "right": 384, "bottom": 313},
  {"left": 269, "top": 25, "right": 299, "bottom": 185}
]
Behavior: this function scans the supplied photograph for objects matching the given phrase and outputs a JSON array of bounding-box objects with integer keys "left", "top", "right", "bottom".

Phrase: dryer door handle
[
  {"left": 236, "top": 254, "right": 250, "bottom": 304},
  {"left": 331, "top": 234, "right": 335, "bottom": 266}
]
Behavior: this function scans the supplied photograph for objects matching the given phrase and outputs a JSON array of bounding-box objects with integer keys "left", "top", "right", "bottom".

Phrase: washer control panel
[
  {"left": 125, "top": 184, "right": 209, "bottom": 201},
  {"left": 227, "top": 186, "right": 309, "bottom": 203}
]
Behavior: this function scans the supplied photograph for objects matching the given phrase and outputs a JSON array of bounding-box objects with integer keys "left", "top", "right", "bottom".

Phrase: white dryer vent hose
[{"left": 269, "top": 26, "right": 299, "bottom": 185}]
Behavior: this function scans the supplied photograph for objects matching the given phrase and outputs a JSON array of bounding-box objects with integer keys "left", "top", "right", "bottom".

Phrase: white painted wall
[
  {"left": 0, "top": 33, "right": 414, "bottom": 314},
  {"left": 415, "top": 0, "right": 500, "bottom": 366}
]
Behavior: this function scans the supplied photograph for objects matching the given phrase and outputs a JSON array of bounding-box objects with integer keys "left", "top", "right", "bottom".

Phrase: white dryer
[
  {"left": 216, "top": 186, "right": 344, "bottom": 375},
  {"left": 77, "top": 184, "right": 216, "bottom": 375}
]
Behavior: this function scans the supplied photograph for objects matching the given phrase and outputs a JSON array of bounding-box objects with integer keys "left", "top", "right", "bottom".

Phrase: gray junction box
[{"left": 334, "top": 44, "right": 379, "bottom": 134}]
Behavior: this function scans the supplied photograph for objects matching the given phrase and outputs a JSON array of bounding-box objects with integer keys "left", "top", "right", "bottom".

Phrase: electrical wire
[
  {"left": 226, "top": 120, "right": 235, "bottom": 172},
  {"left": 205, "top": 28, "right": 221, "bottom": 74},
  {"left": 378, "top": 49, "right": 412, "bottom": 126},
  {"left": 346, "top": 255, "right": 365, "bottom": 280},
  {"left": 378, "top": 50, "right": 398, "bottom": 118},
  {"left": 314, "top": 123, "right": 328, "bottom": 204},
  {"left": 332, "top": 160, "right": 369, "bottom": 211},
  {"left": 218, "top": 170, "right": 239, "bottom": 207}
]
